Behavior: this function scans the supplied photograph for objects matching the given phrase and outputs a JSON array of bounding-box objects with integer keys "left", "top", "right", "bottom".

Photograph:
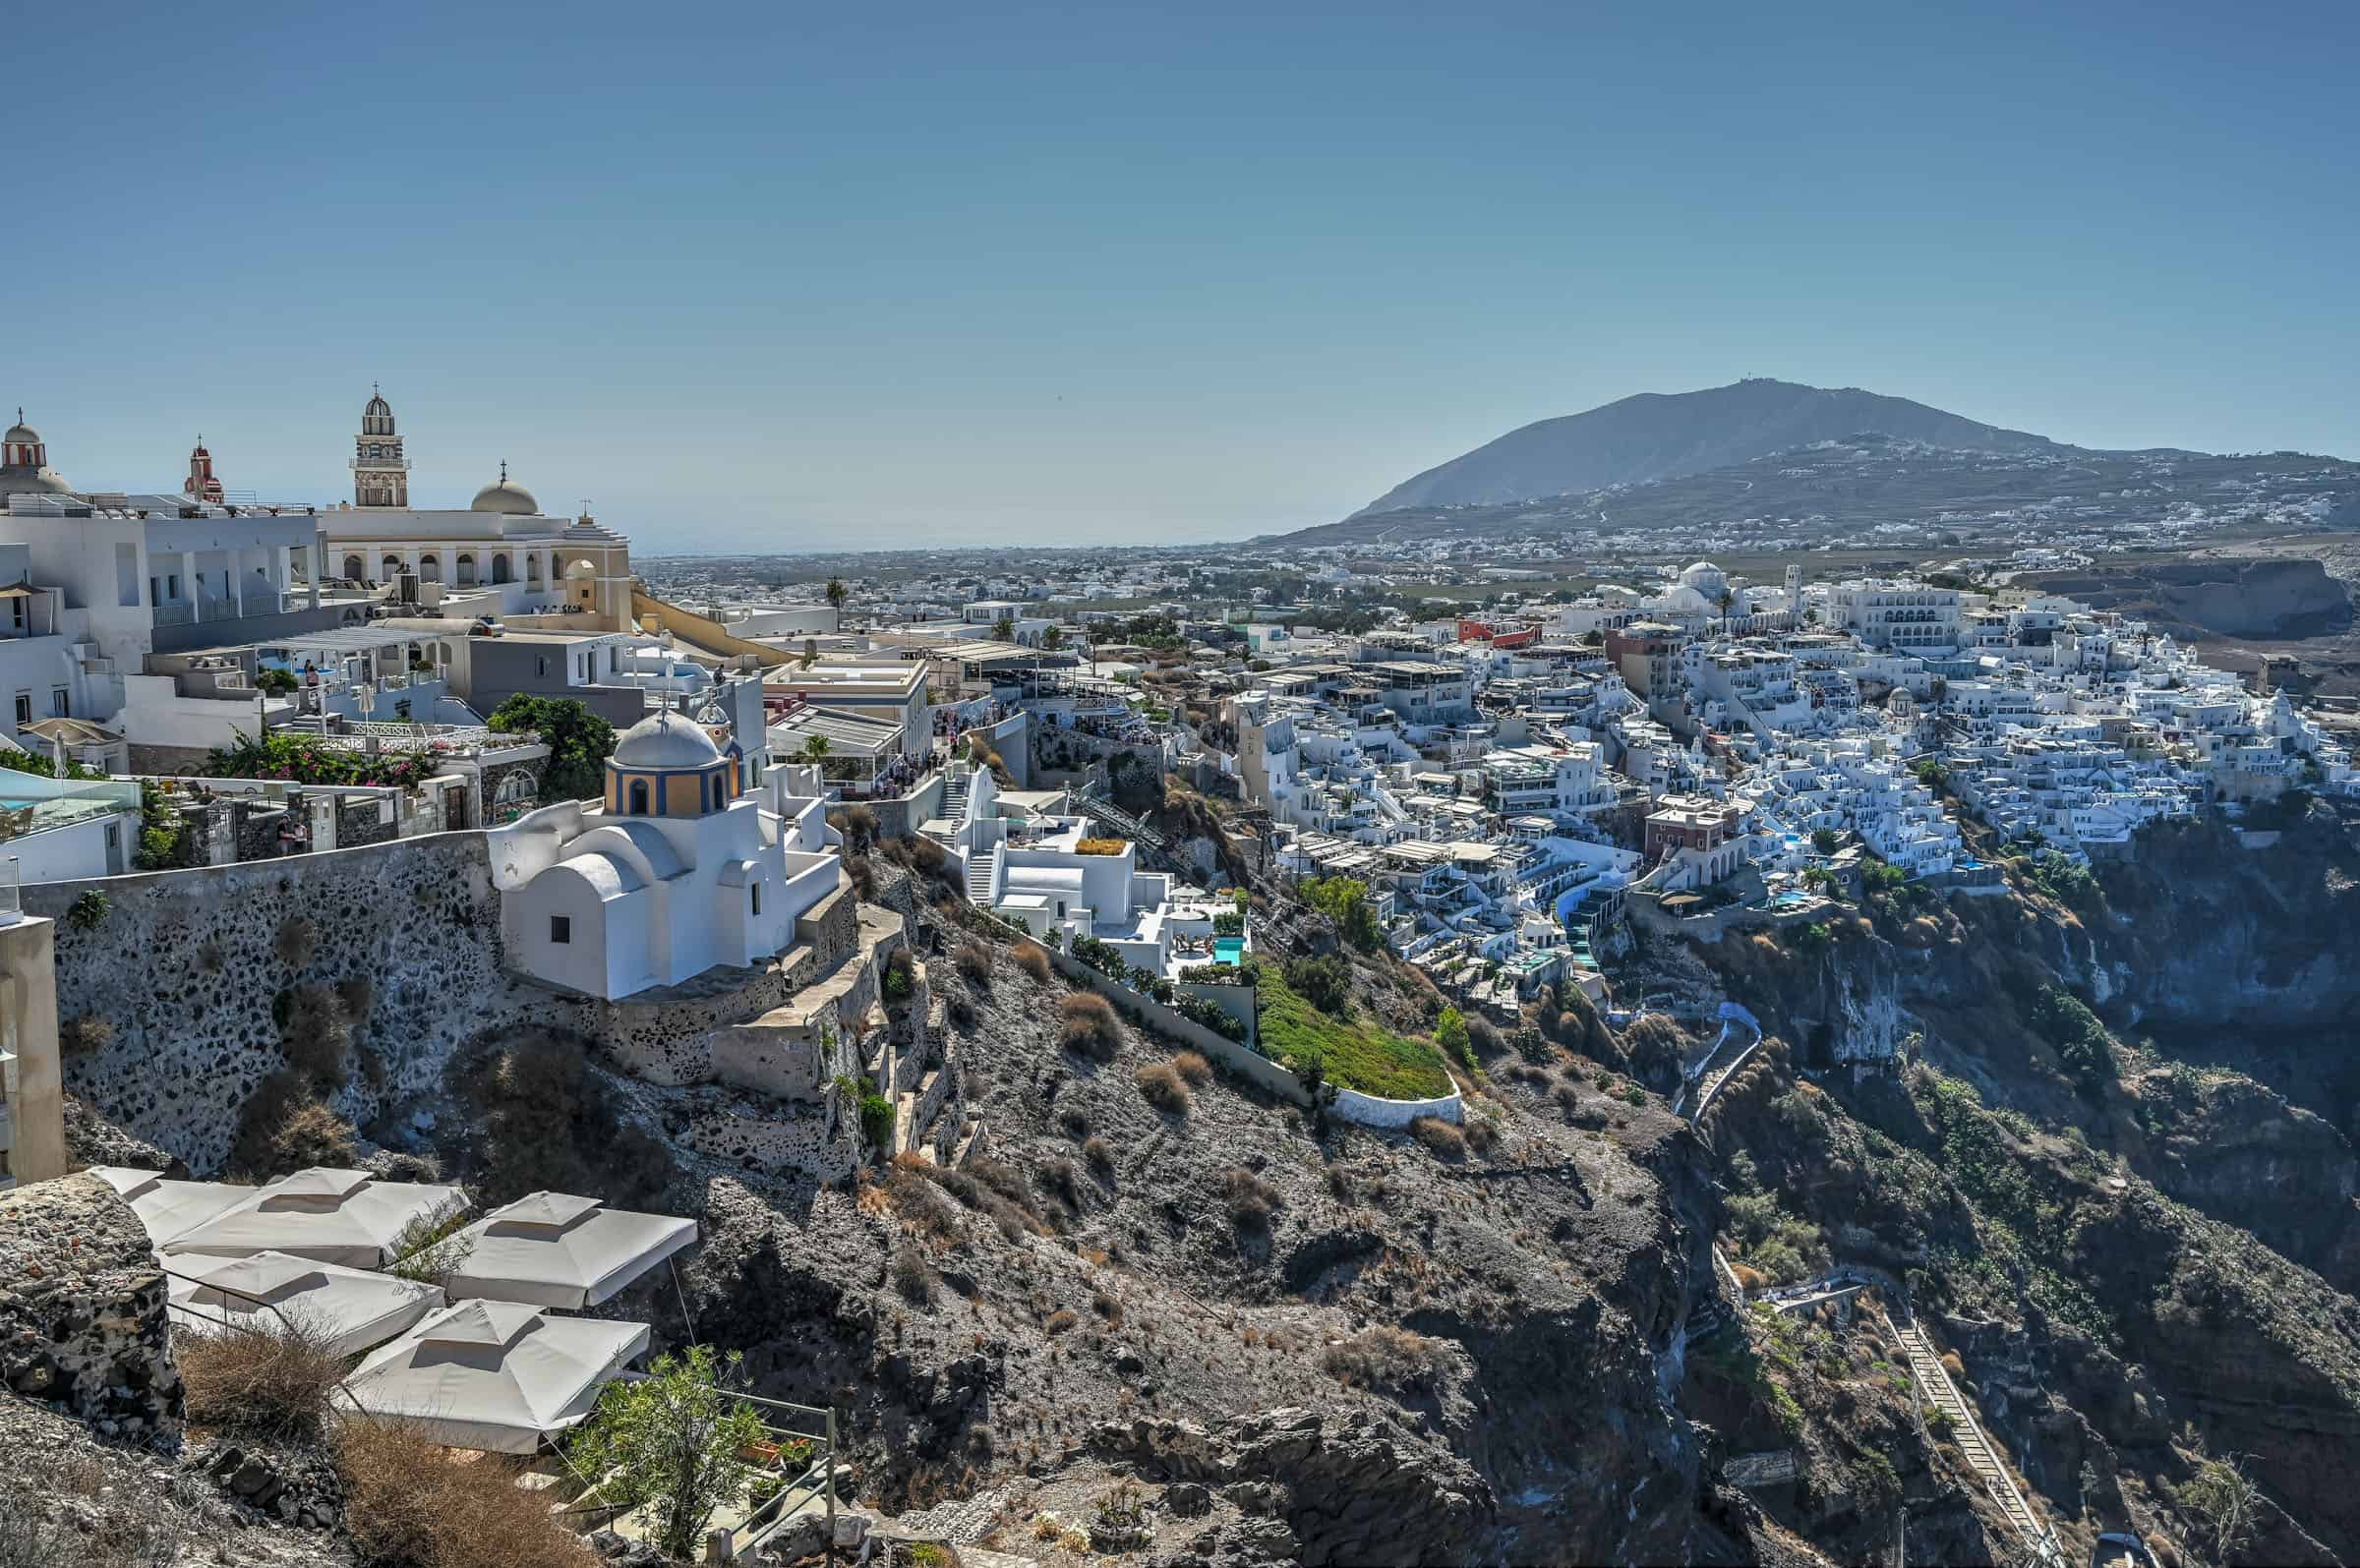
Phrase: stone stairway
[
  {"left": 1897, "top": 1318, "right": 2058, "bottom": 1563},
  {"left": 966, "top": 847, "right": 996, "bottom": 904},
  {"left": 942, "top": 774, "right": 971, "bottom": 822}
]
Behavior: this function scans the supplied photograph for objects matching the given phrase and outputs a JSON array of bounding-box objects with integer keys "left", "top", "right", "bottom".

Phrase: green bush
[
  {"left": 2029, "top": 985, "right": 2113, "bottom": 1093},
  {"left": 1282, "top": 953, "right": 1353, "bottom": 1014},
  {"left": 66, "top": 890, "right": 110, "bottom": 930}
]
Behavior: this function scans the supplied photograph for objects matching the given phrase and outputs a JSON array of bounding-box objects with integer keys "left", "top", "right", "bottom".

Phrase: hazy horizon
[{"left": 15, "top": 1, "right": 2356, "bottom": 552}]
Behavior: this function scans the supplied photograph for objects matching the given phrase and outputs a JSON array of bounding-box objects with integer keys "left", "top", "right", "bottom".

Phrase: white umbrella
[
  {"left": 341, "top": 1300, "right": 649, "bottom": 1454},
  {"left": 161, "top": 1167, "right": 470, "bottom": 1269},
  {"left": 168, "top": 1250, "right": 445, "bottom": 1358},
  {"left": 444, "top": 1191, "right": 697, "bottom": 1309},
  {"left": 90, "top": 1166, "right": 254, "bottom": 1248}
]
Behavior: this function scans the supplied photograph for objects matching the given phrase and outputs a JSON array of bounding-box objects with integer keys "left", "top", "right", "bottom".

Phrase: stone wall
[
  {"left": 0, "top": 1173, "right": 181, "bottom": 1444},
  {"left": 865, "top": 771, "right": 948, "bottom": 842},
  {"left": 30, "top": 833, "right": 552, "bottom": 1174},
  {"left": 30, "top": 831, "right": 858, "bottom": 1174}
]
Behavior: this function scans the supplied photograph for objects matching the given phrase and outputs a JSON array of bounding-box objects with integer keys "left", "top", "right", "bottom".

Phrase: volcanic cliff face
[{"left": 1666, "top": 803, "right": 2360, "bottom": 1564}]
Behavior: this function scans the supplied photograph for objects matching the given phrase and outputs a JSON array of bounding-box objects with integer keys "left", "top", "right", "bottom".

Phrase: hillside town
[{"left": 2, "top": 392, "right": 2355, "bottom": 1568}]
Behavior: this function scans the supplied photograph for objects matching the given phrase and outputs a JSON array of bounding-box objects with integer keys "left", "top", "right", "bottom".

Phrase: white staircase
[
  {"left": 965, "top": 845, "right": 996, "bottom": 905},
  {"left": 942, "top": 772, "right": 972, "bottom": 823},
  {"left": 1897, "top": 1318, "right": 2060, "bottom": 1565}
]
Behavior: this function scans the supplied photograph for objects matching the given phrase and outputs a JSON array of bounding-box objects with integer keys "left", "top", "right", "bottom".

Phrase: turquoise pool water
[{"left": 1213, "top": 937, "right": 1246, "bottom": 964}]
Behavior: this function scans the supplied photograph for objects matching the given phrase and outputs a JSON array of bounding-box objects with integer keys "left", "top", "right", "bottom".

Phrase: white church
[{"left": 490, "top": 707, "right": 843, "bottom": 1000}]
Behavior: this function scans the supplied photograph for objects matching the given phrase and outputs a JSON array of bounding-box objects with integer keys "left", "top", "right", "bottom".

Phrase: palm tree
[
  {"left": 824, "top": 577, "right": 847, "bottom": 612},
  {"left": 799, "top": 733, "right": 832, "bottom": 768},
  {"left": 1041, "top": 624, "right": 1065, "bottom": 652},
  {"left": 1716, "top": 587, "right": 1736, "bottom": 636}
]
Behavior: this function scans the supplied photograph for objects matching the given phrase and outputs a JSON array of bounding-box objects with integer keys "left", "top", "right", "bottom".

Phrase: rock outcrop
[
  {"left": 0, "top": 1171, "right": 181, "bottom": 1443},
  {"left": 1089, "top": 1406, "right": 1494, "bottom": 1566}
]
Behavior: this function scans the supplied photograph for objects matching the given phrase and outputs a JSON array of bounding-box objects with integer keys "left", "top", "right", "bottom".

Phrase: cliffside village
[
  {"left": 0, "top": 397, "right": 2353, "bottom": 1198},
  {"left": 0, "top": 393, "right": 2351, "bottom": 1564}
]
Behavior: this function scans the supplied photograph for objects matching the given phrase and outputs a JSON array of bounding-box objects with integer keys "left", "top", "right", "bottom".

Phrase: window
[
  {"left": 627, "top": 779, "right": 649, "bottom": 815},
  {"left": 50, "top": 689, "right": 67, "bottom": 718},
  {"left": 750, "top": 883, "right": 762, "bottom": 917},
  {"left": 549, "top": 915, "right": 571, "bottom": 945},
  {"left": 536, "top": 655, "right": 549, "bottom": 678},
  {"left": 11, "top": 693, "right": 27, "bottom": 726}
]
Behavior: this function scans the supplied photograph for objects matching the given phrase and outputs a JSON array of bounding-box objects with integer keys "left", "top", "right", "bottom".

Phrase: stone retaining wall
[{"left": 31, "top": 831, "right": 859, "bottom": 1175}]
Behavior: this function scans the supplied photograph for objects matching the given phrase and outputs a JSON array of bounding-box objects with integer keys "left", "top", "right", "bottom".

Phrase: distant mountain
[
  {"left": 1267, "top": 433, "right": 2360, "bottom": 552},
  {"left": 1352, "top": 377, "right": 2065, "bottom": 517}
]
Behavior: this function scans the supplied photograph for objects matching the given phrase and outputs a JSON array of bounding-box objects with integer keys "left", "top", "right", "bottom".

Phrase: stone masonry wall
[
  {"left": 0, "top": 1173, "right": 182, "bottom": 1444},
  {"left": 30, "top": 835, "right": 860, "bottom": 1176},
  {"left": 30, "top": 833, "right": 551, "bottom": 1174}
]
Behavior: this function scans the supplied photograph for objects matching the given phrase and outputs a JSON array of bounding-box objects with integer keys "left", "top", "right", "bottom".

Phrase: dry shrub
[
  {"left": 1043, "top": 1308, "right": 1078, "bottom": 1335},
  {"left": 847, "top": 853, "right": 879, "bottom": 900},
  {"left": 1091, "top": 1289, "right": 1123, "bottom": 1325},
  {"left": 909, "top": 836, "right": 949, "bottom": 876},
  {"left": 1220, "top": 1166, "right": 1280, "bottom": 1231},
  {"left": 1012, "top": 941, "right": 1052, "bottom": 983},
  {"left": 1323, "top": 1163, "right": 1354, "bottom": 1203},
  {"left": 1409, "top": 1116, "right": 1467, "bottom": 1160},
  {"left": 336, "top": 1418, "right": 598, "bottom": 1568},
  {"left": 1171, "top": 1050, "right": 1212, "bottom": 1087},
  {"left": 58, "top": 1016, "right": 115, "bottom": 1057},
  {"left": 179, "top": 1319, "right": 346, "bottom": 1441},
  {"left": 1465, "top": 1015, "right": 1503, "bottom": 1057},
  {"left": 1134, "top": 1062, "right": 1192, "bottom": 1115},
  {"left": 1037, "top": 1156, "right": 1082, "bottom": 1211},
  {"left": 230, "top": 1072, "right": 355, "bottom": 1178},
  {"left": 1939, "top": 1351, "right": 1965, "bottom": 1378},
  {"left": 1731, "top": 1261, "right": 1769, "bottom": 1292},
  {"left": 1058, "top": 993, "right": 1122, "bottom": 1063},
  {"left": 281, "top": 983, "right": 353, "bottom": 1091},
  {"left": 460, "top": 1031, "right": 673, "bottom": 1208},
  {"left": 1083, "top": 1135, "right": 1115, "bottom": 1177},
  {"left": 334, "top": 974, "right": 375, "bottom": 1020},
  {"left": 897, "top": 1152, "right": 1048, "bottom": 1243},
  {"left": 886, "top": 1155, "right": 962, "bottom": 1246},
  {"left": 1464, "top": 1115, "right": 1501, "bottom": 1155},
  {"left": 272, "top": 915, "right": 320, "bottom": 969},
  {"left": 270, "top": 1099, "right": 359, "bottom": 1171},
  {"left": 1320, "top": 1326, "right": 1451, "bottom": 1394},
  {"left": 945, "top": 990, "right": 979, "bottom": 1031},
  {"left": 955, "top": 941, "right": 994, "bottom": 987},
  {"left": 1057, "top": 1106, "right": 1092, "bottom": 1140},
  {"left": 892, "top": 1245, "right": 936, "bottom": 1306}
]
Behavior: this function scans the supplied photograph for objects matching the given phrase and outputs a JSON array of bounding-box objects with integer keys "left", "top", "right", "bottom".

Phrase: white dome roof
[
  {"left": 471, "top": 464, "right": 539, "bottom": 514},
  {"left": 611, "top": 709, "right": 722, "bottom": 770}
]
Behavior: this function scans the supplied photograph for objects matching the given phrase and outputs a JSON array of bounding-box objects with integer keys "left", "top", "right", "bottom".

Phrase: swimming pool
[{"left": 1213, "top": 937, "right": 1246, "bottom": 964}]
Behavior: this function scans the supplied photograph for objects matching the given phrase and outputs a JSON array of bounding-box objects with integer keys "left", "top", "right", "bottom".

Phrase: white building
[
  {"left": 1829, "top": 582, "right": 1961, "bottom": 653},
  {"left": 320, "top": 391, "right": 635, "bottom": 631},
  {"left": 493, "top": 709, "right": 840, "bottom": 1000}
]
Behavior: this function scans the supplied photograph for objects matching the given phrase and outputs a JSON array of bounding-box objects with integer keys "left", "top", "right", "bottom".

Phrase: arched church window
[{"left": 628, "top": 779, "right": 649, "bottom": 816}]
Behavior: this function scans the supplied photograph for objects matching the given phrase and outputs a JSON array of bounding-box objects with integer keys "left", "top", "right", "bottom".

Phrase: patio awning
[
  {"left": 341, "top": 1300, "right": 649, "bottom": 1454},
  {"left": 169, "top": 1249, "right": 445, "bottom": 1358},
  {"left": 90, "top": 1166, "right": 254, "bottom": 1247},
  {"left": 443, "top": 1191, "right": 697, "bottom": 1310},
  {"left": 160, "top": 1167, "right": 470, "bottom": 1269}
]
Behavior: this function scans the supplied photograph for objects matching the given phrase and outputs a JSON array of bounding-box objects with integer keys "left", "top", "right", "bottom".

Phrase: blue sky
[{"left": 15, "top": 1, "right": 2357, "bottom": 550}]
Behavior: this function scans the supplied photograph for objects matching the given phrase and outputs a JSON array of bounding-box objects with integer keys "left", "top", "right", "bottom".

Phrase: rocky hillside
[
  {"left": 1350, "top": 377, "right": 2062, "bottom": 517},
  {"left": 1609, "top": 802, "right": 2360, "bottom": 1565},
  {"left": 43, "top": 806, "right": 2360, "bottom": 1567}
]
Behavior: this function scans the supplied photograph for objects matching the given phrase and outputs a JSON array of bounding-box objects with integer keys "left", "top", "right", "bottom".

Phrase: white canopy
[
  {"left": 444, "top": 1191, "right": 697, "bottom": 1309},
  {"left": 90, "top": 1166, "right": 254, "bottom": 1247},
  {"left": 160, "top": 1167, "right": 470, "bottom": 1269},
  {"left": 168, "top": 1250, "right": 446, "bottom": 1358},
  {"left": 341, "top": 1300, "right": 649, "bottom": 1454}
]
